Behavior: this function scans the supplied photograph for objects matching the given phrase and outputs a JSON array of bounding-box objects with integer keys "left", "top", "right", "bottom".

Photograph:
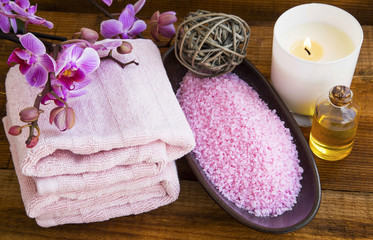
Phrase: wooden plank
[
  {"left": 0, "top": 169, "right": 372, "bottom": 239},
  {"left": 33, "top": 0, "right": 373, "bottom": 25}
]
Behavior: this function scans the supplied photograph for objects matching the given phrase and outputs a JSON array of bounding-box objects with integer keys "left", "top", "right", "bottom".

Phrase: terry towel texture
[{"left": 3, "top": 39, "right": 195, "bottom": 227}]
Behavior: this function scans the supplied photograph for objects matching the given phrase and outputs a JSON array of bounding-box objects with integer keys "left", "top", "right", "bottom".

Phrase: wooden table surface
[{"left": 0, "top": 7, "right": 372, "bottom": 240}]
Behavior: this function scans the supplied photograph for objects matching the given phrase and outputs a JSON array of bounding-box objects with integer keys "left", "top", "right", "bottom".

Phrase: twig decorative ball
[{"left": 174, "top": 10, "right": 251, "bottom": 77}]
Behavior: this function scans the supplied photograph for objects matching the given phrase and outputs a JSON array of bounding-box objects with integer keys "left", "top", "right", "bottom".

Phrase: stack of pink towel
[{"left": 3, "top": 39, "right": 195, "bottom": 227}]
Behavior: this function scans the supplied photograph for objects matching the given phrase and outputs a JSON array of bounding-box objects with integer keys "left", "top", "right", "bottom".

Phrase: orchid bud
[
  {"left": 26, "top": 135, "right": 38, "bottom": 148},
  {"left": 19, "top": 107, "right": 40, "bottom": 122},
  {"left": 50, "top": 106, "right": 64, "bottom": 124},
  {"left": 80, "top": 28, "right": 99, "bottom": 43},
  {"left": 117, "top": 41, "right": 133, "bottom": 54},
  {"left": 8, "top": 125, "right": 22, "bottom": 136},
  {"left": 50, "top": 107, "right": 75, "bottom": 131}
]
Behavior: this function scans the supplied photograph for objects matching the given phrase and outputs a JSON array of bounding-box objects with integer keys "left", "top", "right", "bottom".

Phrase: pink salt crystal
[{"left": 176, "top": 72, "right": 303, "bottom": 217}]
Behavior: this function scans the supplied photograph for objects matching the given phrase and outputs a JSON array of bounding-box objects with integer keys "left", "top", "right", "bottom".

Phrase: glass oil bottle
[{"left": 309, "top": 85, "right": 361, "bottom": 161}]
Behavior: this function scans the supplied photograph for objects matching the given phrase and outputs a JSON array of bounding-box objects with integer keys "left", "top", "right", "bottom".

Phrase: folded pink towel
[
  {"left": 3, "top": 39, "right": 195, "bottom": 227},
  {"left": 5, "top": 39, "right": 194, "bottom": 178}
]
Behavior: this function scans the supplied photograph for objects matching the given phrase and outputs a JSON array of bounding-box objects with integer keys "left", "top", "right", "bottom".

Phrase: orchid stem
[
  {"left": 26, "top": 121, "right": 39, "bottom": 145},
  {"left": 30, "top": 32, "right": 67, "bottom": 41},
  {"left": 50, "top": 90, "right": 69, "bottom": 107},
  {"left": 88, "top": 0, "right": 115, "bottom": 19},
  {"left": 0, "top": 31, "right": 54, "bottom": 52},
  {"left": 28, "top": 44, "right": 60, "bottom": 140},
  {"left": 101, "top": 54, "right": 139, "bottom": 69},
  {"left": 0, "top": 31, "right": 20, "bottom": 44}
]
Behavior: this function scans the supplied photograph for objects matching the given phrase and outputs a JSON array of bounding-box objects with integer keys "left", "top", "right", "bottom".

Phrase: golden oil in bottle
[{"left": 309, "top": 85, "right": 361, "bottom": 161}]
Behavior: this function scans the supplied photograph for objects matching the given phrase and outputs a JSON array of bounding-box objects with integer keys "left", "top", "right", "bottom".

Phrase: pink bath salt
[{"left": 176, "top": 72, "right": 303, "bottom": 217}]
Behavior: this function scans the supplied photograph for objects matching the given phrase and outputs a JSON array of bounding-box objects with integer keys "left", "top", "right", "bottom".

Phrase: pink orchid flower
[
  {"left": 150, "top": 11, "right": 177, "bottom": 41},
  {"left": 9, "top": 0, "right": 53, "bottom": 29},
  {"left": 7, "top": 33, "right": 56, "bottom": 87},
  {"left": 55, "top": 44, "right": 100, "bottom": 90},
  {"left": 100, "top": 0, "right": 146, "bottom": 39},
  {"left": 41, "top": 76, "right": 91, "bottom": 107},
  {"left": 0, "top": 0, "right": 18, "bottom": 33}
]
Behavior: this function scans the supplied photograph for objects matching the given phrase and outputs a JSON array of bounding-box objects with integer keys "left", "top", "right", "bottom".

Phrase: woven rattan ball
[{"left": 174, "top": 10, "right": 251, "bottom": 77}]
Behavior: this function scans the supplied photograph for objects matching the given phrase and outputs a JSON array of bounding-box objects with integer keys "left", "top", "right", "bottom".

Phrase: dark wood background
[
  {"left": 35, "top": 0, "right": 373, "bottom": 25},
  {"left": 0, "top": 0, "right": 372, "bottom": 239}
]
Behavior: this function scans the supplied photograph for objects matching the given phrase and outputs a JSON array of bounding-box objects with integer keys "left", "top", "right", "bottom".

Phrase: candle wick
[{"left": 304, "top": 47, "right": 311, "bottom": 56}]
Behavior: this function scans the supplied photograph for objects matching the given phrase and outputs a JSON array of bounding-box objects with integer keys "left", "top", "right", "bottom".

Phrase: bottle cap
[{"left": 329, "top": 85, "right": 353, "bottom": 107}]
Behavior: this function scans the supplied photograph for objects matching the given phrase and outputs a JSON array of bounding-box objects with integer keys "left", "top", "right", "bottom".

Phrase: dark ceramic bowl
[{"left": 162, "top": 47, "right": 321, "bottom": 234}]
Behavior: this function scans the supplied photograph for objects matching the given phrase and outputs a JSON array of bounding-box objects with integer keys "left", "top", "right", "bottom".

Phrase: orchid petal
[
  {"left": 0, "top": 14, "right": 10, "bottom": 33},
  {"left": 19, "top": 33, "right": 46, "bottom": 55},
  {"left": 119, "top": 4, "right": 135, "bottom": 31},
  {"left": 121, "top": 32, "right": 129, "bottom": 39},
  {"left": 67, "top": 88, "right": 88, "bottom": 98},
  {"left": 10, "top": 18, "right": 17, "bottom": 33},
  {"left": 70, "top": 44, "right": 84, "bottom": 62},
  {"left": 15, "top": 0, "right": 30, "bottom": 10},
  {"left": 54, "top": 99, "right": 66, "bottom": 107},
  {"left": 100, "top": 19, "right": 123, "bottom": 38},
  {"left": 127, "top": 19, "right": 146, "bottom": 37},
  {"left": 58, "top": 75, "right": 75, "bottom": 90},
  {"left": 55, "top": 62, "right": 68, "bottom": 77},
  {"left": 76, "top": 47, "right": 100, "bottom": 74},
  {"left": 14, "top": 49, "right": 31, "bottom": 61},
  {"left": 151, "top": 24, "right": 160, "bottom": 41},
  {"left": 133, "top": 0, "right": 145, "bottom": 14},
  {"left": 55, "top": 45, "right": 75, "bottom": 74},
  {"left": 19, "top": 63, "right": 31, "bottom": 74},
  {"left": 25, "top": 64, "right": 48, "bottom": 87},
  {"left": 11, "top": 49, "right": 33, "bottom": 74},
  {"left": 72, "top": 68, "right": 87, "bottom": 82},
  {"left": 28, "top": 4, "right": 37, "bottom": 14},
  {"left": 0, "top": 3, "right": 16, "bottom": 18},
  {"left": 102, "top": 0, "right": 112, "bottom": 6},
  {"left": 94, "top": 39, "right": 123, "bottom": 50},
  {"left": 7, "top": 49, "right": 23, "bottom": 66},
  {"left": 41, "top": 92, "right": 53, "bottom": 105},
  {"left": 159, "top": 24, "right": 176, "bottom": 38},
  {"left": 27, "top": 16, "right": 46, "bottom": 25},
  {"left": 42, "top": 20, "right": 53, "bottom": 29},
  {"left": 7, "top": 49, "right": 32, "bottom": 74},
  {"left": 72, "top": 76, "right": 92, "bottom": 90},
  {"left": 38, "top": 54, "right": 56, "bottom": 72},
  {"left": 159, "top": 11, "right": 177, "bottom": 26},
  {"left": 9, "top": 1, "right": 28, "bottom": 15}
]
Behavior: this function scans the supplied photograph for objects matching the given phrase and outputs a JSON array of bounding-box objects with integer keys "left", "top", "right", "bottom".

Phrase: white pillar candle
[{"left": 271, "top": 3, "right": 363, "bottom": 117}]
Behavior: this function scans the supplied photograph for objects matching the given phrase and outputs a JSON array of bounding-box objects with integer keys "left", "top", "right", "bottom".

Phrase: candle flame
[{"left": 304, "top": 37, "right": 312, "bottom": 50}]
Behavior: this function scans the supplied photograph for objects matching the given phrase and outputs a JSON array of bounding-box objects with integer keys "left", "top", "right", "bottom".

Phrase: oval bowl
[{"left": 162, "top": 46, "right": 321, "bottom": 233}]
